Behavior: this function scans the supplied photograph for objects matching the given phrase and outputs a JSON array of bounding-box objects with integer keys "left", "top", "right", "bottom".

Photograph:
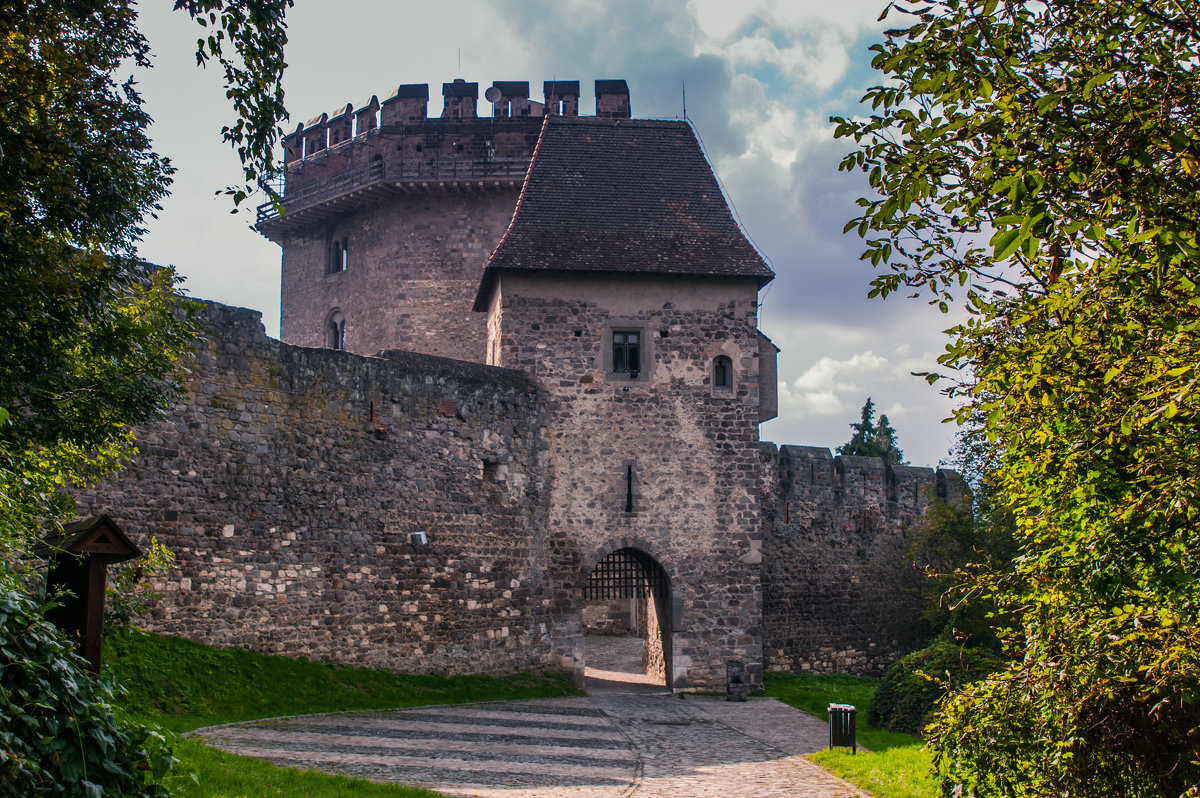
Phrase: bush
[
  {"left": 105, "top": 537, "right": 175, "bottom": 627},
  {"left": 867, "top": 641, "right": 1002, "bottom": 735},
  {"left": 0, "top": 575, "right": 176, "bottom": 797}
]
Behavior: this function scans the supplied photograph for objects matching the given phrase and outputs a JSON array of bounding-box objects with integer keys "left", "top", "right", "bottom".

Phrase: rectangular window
[{"left": 612, "top": 331, "right": 640, "bottom": 375}]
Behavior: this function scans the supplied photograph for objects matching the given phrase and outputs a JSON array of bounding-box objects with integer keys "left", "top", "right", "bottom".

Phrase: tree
[
  {"left": 0, "top": 584, "right": 176, "bottom": 796},
  {"left": 834, "top": 1, "right": 1200, "bottom": 795},
  {"left": 0, "top": 0, "right": 293, "bottom": 556},
  {"left": 837, "top": 397, "right": 905, "bottom": 464},
  {"left": 0, "top": 2, "right": 292, "bottom": 794},
  {"left": 909, "top": 425, "right": 1017, "bottom": 649}
]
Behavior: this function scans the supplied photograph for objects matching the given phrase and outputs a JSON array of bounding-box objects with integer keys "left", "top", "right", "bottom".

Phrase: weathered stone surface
[
  {"left": 78, "top": 301, "right": 555, "bottom": 675},
  {"left": 760, "top": 444, "right": 956, "bottom": 675},
  {"left": 487, "top": 272, "right": 768, "bottom": 689},
  {"left": 274, "top": 118, "right": 541, "bottom": 363},
  {"left": 77, "top": 78, "right": 966, "bottom": 687},
  {"left": 79, "top": 300, "right": 956, "bottom": 684}
]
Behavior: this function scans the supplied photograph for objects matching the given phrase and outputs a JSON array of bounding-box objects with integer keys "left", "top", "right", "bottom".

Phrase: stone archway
[{"left": 583, "top": 547, "right": 672, "bottom": 689}]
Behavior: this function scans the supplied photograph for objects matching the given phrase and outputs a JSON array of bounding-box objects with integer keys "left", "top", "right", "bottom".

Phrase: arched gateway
[{"left": 583, "top": 547, "right": 672, "bottom": 689}]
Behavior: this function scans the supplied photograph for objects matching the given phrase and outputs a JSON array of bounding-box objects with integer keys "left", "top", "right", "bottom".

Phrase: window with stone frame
[
  {"left": 612, "top": 330, "right": 641, "bottom": 377},
  {"left": 712, "top": 355, "right": 733, "bottom": 392}
]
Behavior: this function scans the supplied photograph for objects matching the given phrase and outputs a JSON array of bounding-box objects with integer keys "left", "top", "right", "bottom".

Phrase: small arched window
[
  {"left": 326, "top": 310, "right": 346, "bottom": 350},
  {"left": 712, "top": 355, "right": 733, "bottom": 392}
]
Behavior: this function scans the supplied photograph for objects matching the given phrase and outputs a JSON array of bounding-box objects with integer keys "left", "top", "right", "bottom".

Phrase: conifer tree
[{"left": 837, "top": 397, "right": 904, "bottom": 464}]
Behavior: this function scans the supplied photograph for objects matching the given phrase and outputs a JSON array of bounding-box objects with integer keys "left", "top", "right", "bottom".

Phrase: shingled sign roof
[{"left": 475, "top": 117, "right": 773, "bottom": 310}]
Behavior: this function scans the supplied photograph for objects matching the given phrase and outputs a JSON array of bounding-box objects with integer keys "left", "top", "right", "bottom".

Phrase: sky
[{"left": 131, "top": 0, "right": 962, "bottom": 467}]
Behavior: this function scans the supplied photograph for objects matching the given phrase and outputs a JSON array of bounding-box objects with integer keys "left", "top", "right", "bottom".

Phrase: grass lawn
[
  {"left": 764, "top": 672, "right": 939, "bottom": 798},
  {"left": 107, "top": 627, "right": 580, "bottom": 797},
  {"left": 109, "top": 629, "right": 939, "bottom": 798}
]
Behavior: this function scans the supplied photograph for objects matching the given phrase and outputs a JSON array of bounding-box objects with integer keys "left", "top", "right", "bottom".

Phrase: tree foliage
[
  {"left": 174, "top": 0, "right": 294, "bottom": 206},
  {"left": 867, "top": 640, "right": 1003, "bottom": 735},
  {"left": 835, "top": 1, "right": 1200, "bottom": 795},
  {"left": 0, "top": 0, "right": 293, "bottom": 552},
  {"left": 837, "top": 396, "right": 905, "bottom": 464},
  {"left": 906, "top": 426, "right": 1017, "bottom": 649},
  {"left": 0, "top": 584, "right": 177, "bottom": 797},
  {"left": 0, "top": 2, "right": 293, "bottom": 796}
]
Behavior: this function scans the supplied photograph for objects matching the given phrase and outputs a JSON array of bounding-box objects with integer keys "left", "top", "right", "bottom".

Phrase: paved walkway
[{"left": 194, "top": 638, "right": 869, "bottom": 797}]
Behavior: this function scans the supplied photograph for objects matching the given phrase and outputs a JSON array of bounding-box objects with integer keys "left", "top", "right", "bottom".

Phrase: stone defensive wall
[
  {"left": 76, "top": 301, "right": 558, "bottom": 675},
  {"left": 761, "top": 444, "right": 966, "bottom": 675},
  {"left": 75, "top": 299, "right": 961, "bottom": 680}
]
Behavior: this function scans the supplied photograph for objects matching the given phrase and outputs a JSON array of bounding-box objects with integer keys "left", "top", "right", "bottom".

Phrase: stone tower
[
  {"left": 258, "top": 79, "right": 782, "bottom": 689},
  {"left": 258, "top": 79, "right": 629, "bottom": 363}
]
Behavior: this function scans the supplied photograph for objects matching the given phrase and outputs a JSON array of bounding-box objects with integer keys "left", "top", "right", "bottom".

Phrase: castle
[{"left": 78, "top": 79, "right": 961, "bottom": 690}]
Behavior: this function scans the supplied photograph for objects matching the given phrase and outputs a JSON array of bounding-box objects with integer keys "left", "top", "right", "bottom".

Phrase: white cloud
[
  {"left": 790, "top": 351, "right": 888, "bottom": 393},
  {"left": 778, "top": 385, "right": 844, "bottom": 415},
  {"left": 688, "top": 0, "right": 885, "bottom": 91}
]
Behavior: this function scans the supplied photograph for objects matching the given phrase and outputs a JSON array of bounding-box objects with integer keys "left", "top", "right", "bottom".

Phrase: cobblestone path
[{"left": 196, "top": 638, "right": 869, "bottom": 797}]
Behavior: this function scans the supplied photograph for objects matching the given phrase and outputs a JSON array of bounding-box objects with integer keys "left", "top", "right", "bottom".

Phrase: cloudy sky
[{"left": 132, "top": 0, "right": 962, "bottom": 467}]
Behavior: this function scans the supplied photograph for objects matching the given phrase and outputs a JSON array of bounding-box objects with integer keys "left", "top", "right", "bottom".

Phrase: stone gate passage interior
[{"left": 583, "top": 548, "right": 670, "bottom": 689}]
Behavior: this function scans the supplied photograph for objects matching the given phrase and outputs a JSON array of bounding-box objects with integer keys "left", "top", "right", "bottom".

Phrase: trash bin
[
  {"left": 828, "top": 703, "right": 857, "bottom": 753},
  {"left": 726, "top": 659, "right": 748, "bottom": 702}
]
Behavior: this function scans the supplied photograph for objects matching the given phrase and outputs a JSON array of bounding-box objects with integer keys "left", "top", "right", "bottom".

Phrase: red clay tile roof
[{"left": 474, "top": 117, "right": 773, "bottom": 310}]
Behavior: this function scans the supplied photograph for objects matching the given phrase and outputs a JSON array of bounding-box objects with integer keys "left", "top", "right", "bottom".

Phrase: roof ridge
[{"left": 485, "top": 114, "right": 552, "bottom": 276}]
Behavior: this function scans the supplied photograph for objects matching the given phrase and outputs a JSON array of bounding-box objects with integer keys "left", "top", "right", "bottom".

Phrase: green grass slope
[
  {"left": 105, "top": 628, "right": 580, "bottom": 798},
  {"left": 106, "top": 627, "right": 579, "bottom": 733},
  {"left": 764, "top": 671, "right": 938, "bottom": 798}
]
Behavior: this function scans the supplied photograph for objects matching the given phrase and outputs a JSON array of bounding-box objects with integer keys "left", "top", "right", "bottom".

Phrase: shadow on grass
[
  {"left": 172, "top": 739, "right": 446, "bottom": 798},
  {"left": 107, "top": 627, "right": 579, "bottom": 734},
  {"left": 107, "top": 628, "right": 581, "bottom": 798}
]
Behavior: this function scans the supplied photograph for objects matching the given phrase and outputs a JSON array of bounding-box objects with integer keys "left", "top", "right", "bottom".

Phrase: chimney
[
  {"left": 380, "top": 84, "right": 429, "bottom": 126},
  {"left": 442, "top": 78, "right": 479, "bottom": 120},
  {"left": 595, "top": 80, "right": 631, "bottom": 119},
  {"left": 543, "top": 80, "right": 580, "bottom": 117}
]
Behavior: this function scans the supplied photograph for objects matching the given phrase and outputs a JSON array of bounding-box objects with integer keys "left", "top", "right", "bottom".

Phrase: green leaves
[
  {"left": 0, "top": 573, "right": 177, "bottom": 796},
  {"left": 989, "top": 228, "right": 1021, "bottom": 260},
  {"left": 837, "top": 1, "right": 1200, "bottom": 795},
  {"left": 175, "top": 1, "right": 295, "bottom": 207},
  {"left": 0, "top": 3, "right": 200, "bottom": 556}
]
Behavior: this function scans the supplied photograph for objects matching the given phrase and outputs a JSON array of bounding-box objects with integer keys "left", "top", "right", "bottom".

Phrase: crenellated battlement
[
  {"left": 762, "top": 444, "right": 968, "bottom": 674},
  {"left": 256, "top": 78, "right": 630, "bottom": 240},
  {"left": 777, "top": 444, "right": 961, "bottom": 510},
  {"left": 281, "top": 78, "right": 629, "bottom": 158}
]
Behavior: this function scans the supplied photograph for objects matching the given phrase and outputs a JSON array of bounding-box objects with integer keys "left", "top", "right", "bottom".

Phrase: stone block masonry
[
  {"left": 489, "top": 273, "right": 768, "bottom": 689},
  {"left": 77, "top": 301, "right": 557, "bottom": 675},
  {"left": 75, "top": 299, "right": 960, "bottom": 683},
  {"left": 78, "top": 76, "right": 969, "bottom": 686},
  {"left": 761, "top": 444, "right": 959, "bottom": 675},
  {"left": 280, "top": 185, "right": 523, "bottom": 362}
]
